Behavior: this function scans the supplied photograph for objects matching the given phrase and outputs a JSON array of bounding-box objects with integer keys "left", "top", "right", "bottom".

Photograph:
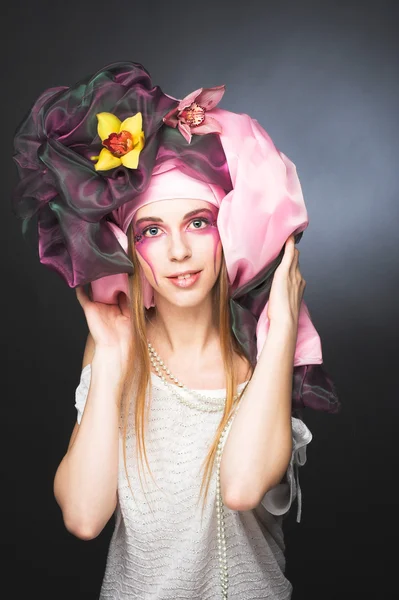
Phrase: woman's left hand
[{"left": 267, "top": 234, "right": 306, "bottom": 328}]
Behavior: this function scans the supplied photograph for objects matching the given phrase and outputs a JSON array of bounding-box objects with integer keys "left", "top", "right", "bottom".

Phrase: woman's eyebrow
[{"left": 134, "top": 208, "right": 216, "bottom": 228}]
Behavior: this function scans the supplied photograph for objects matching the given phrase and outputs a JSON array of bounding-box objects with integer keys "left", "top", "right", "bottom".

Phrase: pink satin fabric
[{"left": 91, "top": 108, "right": 323, "bottom": 366}]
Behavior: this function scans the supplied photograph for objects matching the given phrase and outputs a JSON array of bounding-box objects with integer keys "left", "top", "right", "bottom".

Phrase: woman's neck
[
  {"left": 146, "top": 296, "right": 218, "bottom": 356},
  {"left": 145, "top": 296, "right": 252, "bottom": 389}
]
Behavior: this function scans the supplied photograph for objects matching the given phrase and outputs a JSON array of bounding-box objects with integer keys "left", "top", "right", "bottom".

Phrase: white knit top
[{"left": 74, "top": 364, "right": 312, "bottom": 600}]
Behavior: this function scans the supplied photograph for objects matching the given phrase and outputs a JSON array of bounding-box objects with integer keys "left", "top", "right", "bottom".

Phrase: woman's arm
[
  {"left": 219, "top": 319, "right": 297, "bottom": 512},
  {"left": 53, "top": 336, "right": 125, "bottom": 540}
]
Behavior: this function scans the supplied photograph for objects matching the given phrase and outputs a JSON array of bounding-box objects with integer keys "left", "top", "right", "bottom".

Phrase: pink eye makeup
[
  {"left": 134, "top": 217, "right": 215, "bottom": 242},
  {"left": 133, "top": 209, "right": 218, "bottom": 244}
]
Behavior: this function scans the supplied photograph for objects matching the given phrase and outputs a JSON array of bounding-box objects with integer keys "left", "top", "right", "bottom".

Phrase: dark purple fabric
[{"left": 12, "top": 61, "right": 232, "bottom": 287}]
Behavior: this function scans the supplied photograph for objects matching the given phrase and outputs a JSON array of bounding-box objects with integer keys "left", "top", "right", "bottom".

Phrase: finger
[
  {"left": 118, "top": 292, "right": 131, "bottom": 320},
  {"left": 286, "top": 233, "right": 295, "bottom": 247},
  {"left": 293, "top": 261, "right": 304, "bottom": 284},
  {"left": 75, "top": 285, "right": 89, "bottom": 308},
  {"left": 296, "top": 269, "right": 306, "bottom": 288},
  {"left": 286, "top": 240, "right": 299, "bottom": 273},
  {"left": 290, "top": 247, "right": 299, "bottom": 269},
  {"left": 282, "top": 235, "right": 295, "bottom": 265},
  {"left": 75, "top": 285, "right": 84, "bottom": 305}
]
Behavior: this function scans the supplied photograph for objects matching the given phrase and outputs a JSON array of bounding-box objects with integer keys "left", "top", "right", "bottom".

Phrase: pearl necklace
[
  {"left": 147, "top": 340, "right": 243, "bottom": 598},
  {"left": 147, "top": 341, "right": 240, "bottom": 413}
]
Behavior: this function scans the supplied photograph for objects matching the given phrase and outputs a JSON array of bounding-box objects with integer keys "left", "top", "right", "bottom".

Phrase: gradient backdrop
[{"left": 4, "top": 0, "right": 398, "bottom": 598}]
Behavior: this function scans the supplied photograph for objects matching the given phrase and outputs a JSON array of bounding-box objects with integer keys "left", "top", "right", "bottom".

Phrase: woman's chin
[{"left": 157, "top": 286, "right": 214, "bottom": 309}]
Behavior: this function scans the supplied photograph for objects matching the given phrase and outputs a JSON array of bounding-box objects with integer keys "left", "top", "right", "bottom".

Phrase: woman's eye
[
  {"left": 143, "top": 226, "right": 161, "bottom": 237},
  {"left": 190, "top": 218, "right": 209, "bottom": 229},
  {"left": 141, "top": 218, "right": 209, "bottom": 237}
]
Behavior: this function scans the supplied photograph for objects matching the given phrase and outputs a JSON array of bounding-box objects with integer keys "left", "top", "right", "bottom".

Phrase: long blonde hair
[{"left": 119, "top": 222, "right": 253, "bottom": 516}]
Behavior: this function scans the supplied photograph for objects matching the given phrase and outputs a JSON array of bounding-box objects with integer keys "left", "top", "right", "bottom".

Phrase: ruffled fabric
[
  {"left": 260, "top": 417, "right": 313, "bottom": 523},
  {"left": 74, "top": 363, "right": 91, "bottom": 425},
  {"left": 12, "top": 62, "right": 232, "bottom": 288}
]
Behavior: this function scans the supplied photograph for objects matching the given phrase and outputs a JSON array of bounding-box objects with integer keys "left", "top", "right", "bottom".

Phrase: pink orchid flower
[{"left": 163, "top": 85, "right": 225, "bottom": 143}]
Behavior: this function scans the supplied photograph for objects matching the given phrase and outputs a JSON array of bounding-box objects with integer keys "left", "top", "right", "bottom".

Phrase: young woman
[{"left": 12, "top": 61, "right": 340, "bottom": 599}]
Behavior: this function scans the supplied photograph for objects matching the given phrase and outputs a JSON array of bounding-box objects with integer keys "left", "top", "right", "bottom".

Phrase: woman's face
[{"left": 132, "top": 198, "right": 222, "bottom": 308}]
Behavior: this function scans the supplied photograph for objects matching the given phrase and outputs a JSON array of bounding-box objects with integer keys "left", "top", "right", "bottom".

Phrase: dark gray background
[{"left": 4, "top": 0, "right": 398, "bottom": 598}]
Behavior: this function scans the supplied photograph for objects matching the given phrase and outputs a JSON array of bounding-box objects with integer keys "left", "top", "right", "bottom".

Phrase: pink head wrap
[
  {"left": 92, "top": 164, "right": 226, "bottom": 308},
  {"left": 91, "top": 108, "right": 322, "bottom": 367}
]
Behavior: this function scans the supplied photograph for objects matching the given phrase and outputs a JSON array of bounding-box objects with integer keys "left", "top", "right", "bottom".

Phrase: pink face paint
[
  {"left": 210, "top": 223, "right": 221, "bottom": 276},
  {"left": 193, "top": 209, "right": 221, "bottom": 275},
  {"left": 133, "top": 232, "right": 160, "bottom": 286},
  {"left": 133, "top": 207, "right": 221, "bottom": 282},
  {"left": 184, "top": 219, "right": 220, "bottom": 275}
]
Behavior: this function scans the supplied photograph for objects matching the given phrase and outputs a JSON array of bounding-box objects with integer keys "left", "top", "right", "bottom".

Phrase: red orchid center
[
  {"left": 103, "top": 130, "right": 134, "bottom": 157},
  {"left": 179, "top": 102, "right": 205, "bottom": 127}
]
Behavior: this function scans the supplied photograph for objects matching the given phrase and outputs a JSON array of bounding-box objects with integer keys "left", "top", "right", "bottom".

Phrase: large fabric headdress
[{"left": 11, "top": 60, "right": 340, "bottom": 415}]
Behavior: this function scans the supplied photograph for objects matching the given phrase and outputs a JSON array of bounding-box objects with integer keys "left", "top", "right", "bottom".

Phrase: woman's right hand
[{"left": 75, "top": 285, "right": 133, "bottom": 369}]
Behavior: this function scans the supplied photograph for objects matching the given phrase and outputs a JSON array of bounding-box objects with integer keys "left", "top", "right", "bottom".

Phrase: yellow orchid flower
[{"left": 91, "top": 112, "right": 145, "bottom": 171}]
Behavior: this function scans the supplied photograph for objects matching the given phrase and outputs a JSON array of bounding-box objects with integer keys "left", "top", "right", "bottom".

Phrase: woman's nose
[{"left": 168, "top": 232, "right": 192, "bottom": 261}]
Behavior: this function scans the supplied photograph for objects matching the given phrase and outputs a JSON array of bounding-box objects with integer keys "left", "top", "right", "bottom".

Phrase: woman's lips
[{"left": 167, "top": 271, "right": 201, "bottom": 288}]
